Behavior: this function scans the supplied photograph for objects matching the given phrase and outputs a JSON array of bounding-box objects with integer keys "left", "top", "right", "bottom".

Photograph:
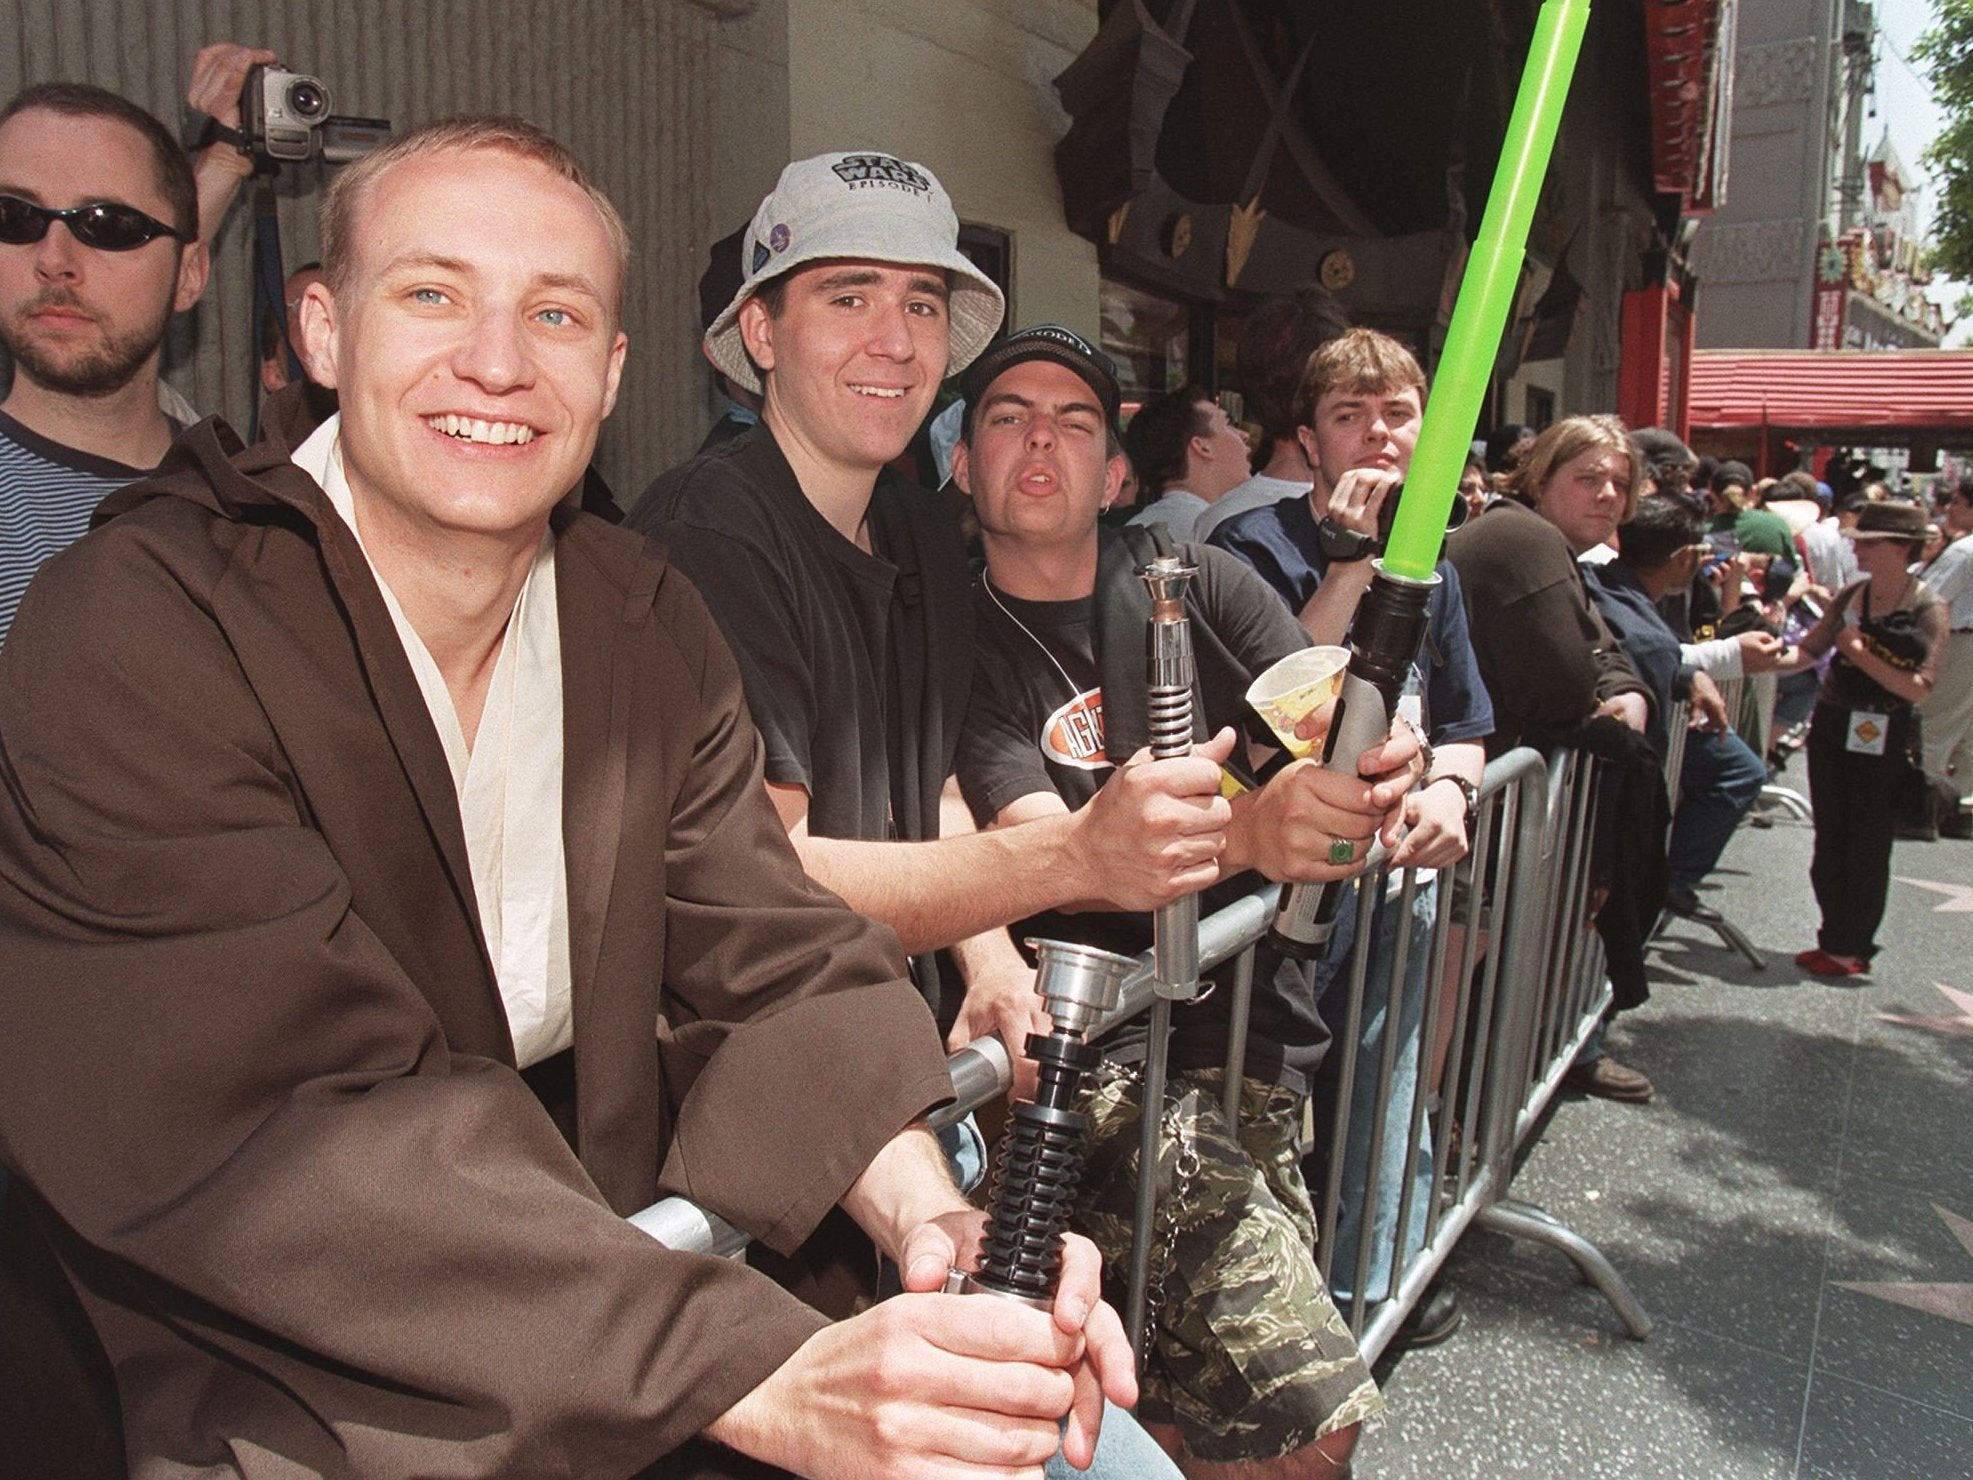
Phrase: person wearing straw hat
[{"left": 1782, "top": 500, "right": 1948, "bottom": 976}]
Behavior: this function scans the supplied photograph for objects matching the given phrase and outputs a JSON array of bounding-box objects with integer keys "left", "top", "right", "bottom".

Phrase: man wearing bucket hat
[
  {"left": 632, "top": 155, "right": 1238, "bottom": 1067},
  {"left": 950, "top": 324, "right": 1441, "bottom": 1479},
  {"left": 632, "top": 159, "right": 1225, "bottom": 1480}
]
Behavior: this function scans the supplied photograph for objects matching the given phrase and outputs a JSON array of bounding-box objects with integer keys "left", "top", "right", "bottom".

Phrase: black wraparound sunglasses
[{"left": 0, "top": 194, "right": 189, "bottom": 251}]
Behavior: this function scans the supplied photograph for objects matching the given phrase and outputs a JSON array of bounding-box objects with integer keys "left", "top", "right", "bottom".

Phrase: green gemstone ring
[{"left": 1328, "top": 838, "right": 1356, "bottom": 865}]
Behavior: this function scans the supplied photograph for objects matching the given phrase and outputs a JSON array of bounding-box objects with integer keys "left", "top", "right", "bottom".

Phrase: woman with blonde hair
[{"left": 1448, "top": 414, "right": 1660, "bottom": 1100}]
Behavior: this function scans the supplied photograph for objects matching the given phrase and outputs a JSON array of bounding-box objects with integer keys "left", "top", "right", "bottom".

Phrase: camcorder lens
[{"left": 286, "top": 80, "right": 328, "bottom": 120}]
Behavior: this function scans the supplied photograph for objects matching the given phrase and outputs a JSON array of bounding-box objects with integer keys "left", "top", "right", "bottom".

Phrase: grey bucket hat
[{"left": 703, "top": 151, "right": 1006, "bottom": 395}]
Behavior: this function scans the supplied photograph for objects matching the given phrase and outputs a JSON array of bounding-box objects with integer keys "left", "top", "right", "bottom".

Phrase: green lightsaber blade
[{"left": 1380, "top": 0, "right": 1592, "bottom": 581}]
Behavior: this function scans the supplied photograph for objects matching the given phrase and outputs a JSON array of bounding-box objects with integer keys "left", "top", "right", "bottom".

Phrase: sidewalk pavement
[{"left": 1355, "top": 759, "right": 1973, "bottom": 1479}]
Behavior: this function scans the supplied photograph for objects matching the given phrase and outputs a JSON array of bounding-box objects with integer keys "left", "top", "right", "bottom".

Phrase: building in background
[
  {"left": 1688, "top": 0, "right": 1944, "bottom": 353},
  {"left": 1053, "top": 0, "right": 1733, "bottom": 442},
  {"left": 1812, "top": 136, "right": 1947, "bottom": 352},
  {"left": 2, "top": 0, "right": 1736, "bottom": 491}
]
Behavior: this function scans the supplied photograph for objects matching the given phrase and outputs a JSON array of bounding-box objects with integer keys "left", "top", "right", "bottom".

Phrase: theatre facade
[{"left": 6, "top": 0, "right": 1731, "bottom": 491}]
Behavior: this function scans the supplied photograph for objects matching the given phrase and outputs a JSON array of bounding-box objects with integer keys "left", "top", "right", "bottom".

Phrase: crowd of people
[{"left": 1, "top": 43, "right": 1968, "bottom": 1480}]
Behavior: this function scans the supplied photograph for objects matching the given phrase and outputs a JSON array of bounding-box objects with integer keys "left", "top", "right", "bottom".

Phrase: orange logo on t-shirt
[{"left": 1042, "top": 687, "right": 1111, "bottom": 771}]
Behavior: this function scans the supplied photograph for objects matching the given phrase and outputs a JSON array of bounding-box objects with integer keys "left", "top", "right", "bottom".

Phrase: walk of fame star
[{"left": 1836, "top": 1205, "right": 1973, "bottom": 1330}]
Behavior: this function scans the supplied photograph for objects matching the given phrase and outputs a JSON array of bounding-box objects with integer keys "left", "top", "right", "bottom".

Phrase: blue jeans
[
  {"left": 936, "top": 1114, "right": 988, "bottom": 1195},
  {"left": 1047, "top": 1400, "right": 1184, "bottom": 1478},
  {"left": 1774, "top": 669, "right": 1819, "bottom": 731},
  {"left": 931, "top": 1124, "right": 1183, "bottom": 1479},
  {"left": 1308, "top": 878, "right": 1436, "bottom": 1307},
  {"left": 1667, "top": 726, "right": 1768, "bottom": 893}
]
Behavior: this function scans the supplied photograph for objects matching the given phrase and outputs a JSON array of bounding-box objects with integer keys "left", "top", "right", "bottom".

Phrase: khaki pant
[{"left": 1921, "top": 630, "right": 1973, "bottom": 802}]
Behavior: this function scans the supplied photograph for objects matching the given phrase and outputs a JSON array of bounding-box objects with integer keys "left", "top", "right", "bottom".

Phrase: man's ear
[
  {"left": 736, "top": 296, "right": 776, "bottom": 377},
  {"left": 600, "top": 330, "right": 629, "bottom": 420},
  {"left": 950, "top": 437, "right": 973, "bottom": 496},
  {"left": 1101, "top": 452, "right": 1126, "bottom": 511},
  {"left": 172, "top": 241, "right": 210, "bottom": 315},
  {"left": 294, "top": 281, "right": 340, "bottom": 391}
]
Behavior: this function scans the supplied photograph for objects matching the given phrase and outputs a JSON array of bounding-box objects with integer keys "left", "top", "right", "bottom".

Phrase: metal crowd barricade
[
  {"left": 1651, "top": 685, "right": 1765, "bottom": 968},
  {"left": 1739, "top": 668, "right": 1813, "bottom": 822},
  {"left": 626, "top": 744, "right": 1651, "bottom": 1363}
]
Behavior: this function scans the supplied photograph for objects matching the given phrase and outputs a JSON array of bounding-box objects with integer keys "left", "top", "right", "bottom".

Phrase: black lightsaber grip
[
  {"left": 962, "top": 940, "right": 1130, "bottom": 1308},
  {"left": 1267, "top": 564, "right": 1439, "bottom": 958}
]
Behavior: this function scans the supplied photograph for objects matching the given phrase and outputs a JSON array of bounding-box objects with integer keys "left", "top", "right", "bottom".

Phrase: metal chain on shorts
[{"left": 1137, "top": 1071, "right": 1203, "bottom": 1358}]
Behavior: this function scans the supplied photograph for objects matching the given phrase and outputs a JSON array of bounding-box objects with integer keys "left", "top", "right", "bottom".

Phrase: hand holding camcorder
[{"left": 238, "top": 64, "right": 388, "bottom": 167}]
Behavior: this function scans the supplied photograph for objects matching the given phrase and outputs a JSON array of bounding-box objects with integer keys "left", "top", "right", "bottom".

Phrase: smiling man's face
[
  {"left": 740, "top": 259, "right": 950, "bottom": 478},
  {"left": 298, "top": 144, "right": 626, "bottom": 551}
]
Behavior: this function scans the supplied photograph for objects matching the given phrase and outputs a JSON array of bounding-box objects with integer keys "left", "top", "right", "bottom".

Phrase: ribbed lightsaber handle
[
  {"left": 1127, "top": 555, "right": 1201, "bottom": 1360},
  {"left": 962, "top": 940, "right": 1129, "bottom": 1308}
]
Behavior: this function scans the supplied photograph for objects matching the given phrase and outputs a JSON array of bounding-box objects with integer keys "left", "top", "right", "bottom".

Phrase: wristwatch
[
  {"left": 1422, "top": 773, "right": 1480, "bottom": 828},
  {"left": 1316, "top": 516, "right": 1376, "bottom": 563}
]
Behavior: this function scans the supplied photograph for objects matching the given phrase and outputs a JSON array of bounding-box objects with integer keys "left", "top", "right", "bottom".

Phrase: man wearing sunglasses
[{"left": 0, "top": 81, "right": 208, "bottom": 645}]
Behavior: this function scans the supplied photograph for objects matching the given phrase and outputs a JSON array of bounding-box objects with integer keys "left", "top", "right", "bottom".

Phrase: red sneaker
[{"left": 1794, "top": 948, "right": 1867, "bottom": 978}]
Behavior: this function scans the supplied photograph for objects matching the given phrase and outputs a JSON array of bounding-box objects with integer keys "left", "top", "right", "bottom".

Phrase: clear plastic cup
[{"left": 1245, "top": 645, "right": 1350, "bottom": 759}]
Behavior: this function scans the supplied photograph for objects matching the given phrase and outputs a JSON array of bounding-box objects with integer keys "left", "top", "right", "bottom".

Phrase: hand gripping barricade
[{"left": 628, "top": 741, "right": 1652, "bottom": 1372}]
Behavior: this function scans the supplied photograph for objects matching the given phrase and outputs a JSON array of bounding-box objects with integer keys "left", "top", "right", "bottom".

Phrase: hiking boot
[{"left": 1562, "top": 1055, "right": 1654, "bottom": 1102}]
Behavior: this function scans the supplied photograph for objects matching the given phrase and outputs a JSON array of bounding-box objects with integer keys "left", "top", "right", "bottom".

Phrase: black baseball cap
[{"left": 960, "top": 324, "right": 1122, "bottom": 432}]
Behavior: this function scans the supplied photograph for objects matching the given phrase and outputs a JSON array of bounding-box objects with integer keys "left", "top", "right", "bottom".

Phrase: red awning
[{"left": 1687, "top": 349, "right": 1973, "bottom": 439}]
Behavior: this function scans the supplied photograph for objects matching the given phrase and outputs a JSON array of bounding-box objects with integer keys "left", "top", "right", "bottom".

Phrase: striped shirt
[{"left": 0, "top": 410, "right": 156, "bottom": 647}]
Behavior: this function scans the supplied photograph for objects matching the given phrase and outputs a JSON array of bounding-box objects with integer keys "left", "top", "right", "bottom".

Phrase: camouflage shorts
[{"left": 1075, "top": 1063, "right": 1383, "bottom": 1463}]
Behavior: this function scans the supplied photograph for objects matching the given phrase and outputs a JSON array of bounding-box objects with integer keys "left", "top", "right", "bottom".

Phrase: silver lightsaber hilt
[
  {"left": 1142, "top": 555, "right": 1201, "bottom": 1002},
  {"left": 1124, "top": 554, "right": 1202, "bottom": 1359},
  {"left": 962, "top": 940, "right": 1132, "bottom": 1307}
]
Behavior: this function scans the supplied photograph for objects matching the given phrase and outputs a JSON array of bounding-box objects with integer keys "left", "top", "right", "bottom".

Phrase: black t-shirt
[
  {"left": 629, "top": 425, "right": 974, "bottom": 1011},
  {"left": 956, "top": 544, "right": 1331, "bottom": 1092}
]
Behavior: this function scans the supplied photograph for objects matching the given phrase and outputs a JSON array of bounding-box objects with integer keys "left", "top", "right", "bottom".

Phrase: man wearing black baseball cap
[{"left": 951, "top": 325, "right": 1418, "bottom": 1479}]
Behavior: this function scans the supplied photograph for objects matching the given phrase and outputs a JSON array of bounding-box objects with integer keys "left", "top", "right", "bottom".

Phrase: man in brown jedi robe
[{"left": 0, "top": 116, "right": 1133, "bottom": 1479}]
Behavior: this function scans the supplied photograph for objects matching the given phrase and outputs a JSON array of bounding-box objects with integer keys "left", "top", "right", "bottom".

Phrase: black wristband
[
  {"left": 1317, "top": 516, "right": 1376, "bottom": 563},
  {"left": 196, "top": 119, "right": 251, "bottom": 155}
]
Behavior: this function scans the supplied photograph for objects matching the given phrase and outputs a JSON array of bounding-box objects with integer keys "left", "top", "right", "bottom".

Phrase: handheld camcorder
[{"left": 239, "top": 65, "right": 389, "bottom": 167}]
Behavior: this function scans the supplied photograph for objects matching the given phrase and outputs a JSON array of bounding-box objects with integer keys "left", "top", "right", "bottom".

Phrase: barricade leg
[
  {"left": 1476, "top": 1199, "right": 1654, "bottom": 1339},
  {"left": 1652, "top": 903, "right": 1766, "bottom": 971},
  {"left": 1759, "top": 782, "right": 1813, "bottom": 822},
  {"left": 1471, "top": 751, "right": 1653, "bottom": 1341}
]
